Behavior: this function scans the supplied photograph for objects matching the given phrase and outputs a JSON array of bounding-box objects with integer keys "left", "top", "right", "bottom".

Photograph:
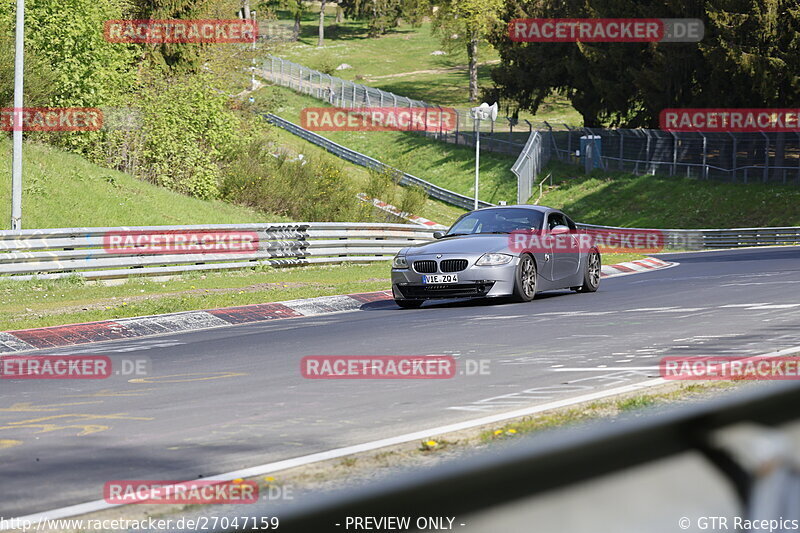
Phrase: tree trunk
[
  {"left": 318, "top": 0, "right": 327, "bottom": 47},
  {"left": 293, "top": 12, "right": 301, "bottom": 41},
  {"left": 467, "top": 32, "right": 478, "bottom": 102},
  {"left": 335, "top": 3, "right": 343, "bottom": 23}
]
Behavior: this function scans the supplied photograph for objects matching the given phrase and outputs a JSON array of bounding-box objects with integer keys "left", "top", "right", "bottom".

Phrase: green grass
[
  {"left": 0, "top": 251, "right": 649, "bottom": 331},
  {"left": 538, "top": 161, "right": 800, "bottom": 228},
  {"left": 0, "top": 136, "right": 287, "bottom": 230},
  {"left": 0, "top": 262, "right": 392, "bottom": 331},
  {"left": 271, "top": 15, "right": 582, "bottom": 125},
  {"left": 259, "top": 85, "right": 519, "bottom": 205},
  {"left": 267, "top": 124, "right": 466, "bottom": 226},
  {"left": 481, "top": 381, "right": 740, "bottom": 443}
]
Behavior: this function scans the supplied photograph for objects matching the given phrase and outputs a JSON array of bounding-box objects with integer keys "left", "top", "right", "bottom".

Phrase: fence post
[
  {"left": 455, "top": 110, "right": 460, "bottom": 145},
  {"left": 760, "top": 131, "right": 769, "bottom": 183},
  {"left": 701, "top": 133, "right": 708, "bottom": 180},
  {"left": 565, "top": 125, "right": 573, "bottom": 163},
  {"left": 796, "top": 133, "right": 800, "bottom": 184},
  {"left": 671, "top": 132, "right": 678, "bottom": 176},
  {"left": 618, "top": 130, "right": 624, "bottom": 170},
  {"left": 729, "top": 133, "right": 737, "bottom": 182}
]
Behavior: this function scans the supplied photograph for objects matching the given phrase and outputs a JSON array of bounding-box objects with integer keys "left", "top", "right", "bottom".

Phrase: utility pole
[
  {"left": 10, "top": 0, "right": 24, "bottom": 230},
  {"left": 469, "top": 102, "right": 498, "bottom": 210}
]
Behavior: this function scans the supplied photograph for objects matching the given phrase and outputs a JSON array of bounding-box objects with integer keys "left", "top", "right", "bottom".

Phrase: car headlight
[
  {"left": 392, "top": 255, "right": 409, "bottom": 269},
  {"left": 476, "top": 253, "right": 514, "bottom": 266}
]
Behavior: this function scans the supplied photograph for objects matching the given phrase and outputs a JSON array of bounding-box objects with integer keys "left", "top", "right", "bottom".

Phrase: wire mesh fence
[{"left": 261, "top": 55, "right": 800, "bottom": 185}]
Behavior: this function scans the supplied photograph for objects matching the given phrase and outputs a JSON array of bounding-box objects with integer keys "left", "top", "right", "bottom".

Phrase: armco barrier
[
  {"left": 1, "top": 222, "right": 797, "bottom": 281},
  {"left": 265, "top": 113, "right": 493, "bottom": 210},
  {"left": 0, "top": 223, "right": 434, "bottom": 281},
  {"left": 578, "top": 223, "right": 800, "bottom": 249}
]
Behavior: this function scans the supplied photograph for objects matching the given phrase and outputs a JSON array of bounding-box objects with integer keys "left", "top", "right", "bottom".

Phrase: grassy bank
[{"left": 0, "top": 136, "right": 285, "bottom": 229}]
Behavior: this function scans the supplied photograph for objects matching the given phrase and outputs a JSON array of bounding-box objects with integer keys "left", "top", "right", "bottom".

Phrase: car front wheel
[{"left": 512, "top": 255, "right": 537, "bottom": 302}]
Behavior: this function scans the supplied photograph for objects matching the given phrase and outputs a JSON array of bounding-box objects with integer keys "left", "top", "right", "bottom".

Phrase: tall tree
[
  {"left": 489, "top": 0, "right": 800, "bottom": 127},
  {"left": 339, "top": 0, "right": 404, "bottom": 36},
  {"left": 258, "top": 0, "right": 306, "bottom": 40},
  {"left": 432, "top": 0, "right": 503, "bottom": 102},
  {"left": 318, "top": 0, "right": 326, "bottom": 46}
]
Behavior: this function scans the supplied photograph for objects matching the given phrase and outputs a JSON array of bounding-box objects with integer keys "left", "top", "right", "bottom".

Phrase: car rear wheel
[
  {"left": 574, "top": 250, "right": 601, "bottom": 293},
  {"left": 395, "top": 299, "right": 423, "bottom": 309},
  {"left": 512, "top": 255, "right": 537, "bottom": 302}
]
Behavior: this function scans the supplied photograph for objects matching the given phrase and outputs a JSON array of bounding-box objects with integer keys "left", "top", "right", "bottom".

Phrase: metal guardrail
[
  {"left": 578, "top": 223, "right": 800, "bottom": 249},
  {"left": 2, "top": 221, "right": 797, "bottom": 281},
  {"left": 265, "top": 113, "right": 492, "bottom": 210},
  {"left": 0, "top": 223, "right": 434, "bottom": 281}
]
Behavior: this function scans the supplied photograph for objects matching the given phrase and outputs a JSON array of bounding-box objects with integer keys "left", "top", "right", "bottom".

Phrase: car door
[{"left": 547, "top": 212, "right": 580, "bottom": 282}]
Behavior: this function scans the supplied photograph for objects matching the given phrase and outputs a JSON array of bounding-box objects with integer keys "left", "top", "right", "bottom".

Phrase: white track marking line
[
  {"left": 745, "top": 304, "right": 800, "bottom": 310},
  {"left": 718, "top": 303, "right": 770, "bottom": 307},
  {"left": 0, "top": 376, "right": 679, "bottom": 526}
]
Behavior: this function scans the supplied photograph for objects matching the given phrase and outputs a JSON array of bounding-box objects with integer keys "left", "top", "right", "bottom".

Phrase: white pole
[
  {"left": 474, "top": 119, "right": 480, "bottom": 210},
  {"left": 11, "top": 0, "right": 24, "bottom": 230},
  {"left": 250, "top": 10, "right": 257, "bottom": 91}
]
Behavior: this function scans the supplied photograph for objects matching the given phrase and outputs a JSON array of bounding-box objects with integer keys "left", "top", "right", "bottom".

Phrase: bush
[{"left": 221, "top": 139, "right": 364, "bottom": 221}]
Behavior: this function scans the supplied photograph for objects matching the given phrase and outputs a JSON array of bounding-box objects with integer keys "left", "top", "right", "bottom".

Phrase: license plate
[{"left": 422, "top": 274, "right": 458, "bottom": 284}]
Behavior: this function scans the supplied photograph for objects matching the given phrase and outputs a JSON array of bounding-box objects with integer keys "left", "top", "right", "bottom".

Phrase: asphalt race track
[{"left": 2, "top": 246, "right": 799, "bottom": 517}]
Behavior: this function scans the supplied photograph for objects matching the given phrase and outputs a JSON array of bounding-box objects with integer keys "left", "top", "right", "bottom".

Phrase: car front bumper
[{"left": 391, "top": 257, "right": 519, "bottom": 300}]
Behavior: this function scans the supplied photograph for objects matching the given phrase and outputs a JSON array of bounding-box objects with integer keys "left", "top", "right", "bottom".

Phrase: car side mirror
[
  {"left": 433, "top": 231, "right": 445, "bottom": 239},
  {"left": 551, "top": 225, "right": 570, "bottom": 235}
]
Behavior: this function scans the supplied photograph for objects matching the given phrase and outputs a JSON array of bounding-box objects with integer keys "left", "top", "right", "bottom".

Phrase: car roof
[{"left": 472, "top": 205, "right": 557, "bottom": 214}]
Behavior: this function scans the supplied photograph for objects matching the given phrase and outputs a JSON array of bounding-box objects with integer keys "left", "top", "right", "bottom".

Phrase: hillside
[{"left": 0, "top": 136, "right": 287, "bottom": 229}]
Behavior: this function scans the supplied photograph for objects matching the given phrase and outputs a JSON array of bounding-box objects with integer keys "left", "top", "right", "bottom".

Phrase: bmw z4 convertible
[{"left": 391, "top": 205, "right": 601, "bottom": 308}]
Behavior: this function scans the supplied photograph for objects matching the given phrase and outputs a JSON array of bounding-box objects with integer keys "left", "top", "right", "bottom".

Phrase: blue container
[{"left": 579, "top": 135, "right": 603, "bottom": 169}]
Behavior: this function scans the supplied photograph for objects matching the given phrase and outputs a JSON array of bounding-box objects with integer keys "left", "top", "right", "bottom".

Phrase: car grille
[
  {"left": 413, "top": 260, "right": 437, "bottom": 273},
  {"left": 440, "top": 259, "right": 468, "bottom": 272}
]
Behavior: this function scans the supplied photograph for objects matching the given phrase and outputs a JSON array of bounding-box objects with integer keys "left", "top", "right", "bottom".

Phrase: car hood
[{"left": 404, "top": 234, "right": 511, "bottom": 256}]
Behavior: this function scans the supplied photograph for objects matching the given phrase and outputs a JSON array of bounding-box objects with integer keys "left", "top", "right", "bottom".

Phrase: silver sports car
[{"left": 391, "top": 205, "right": 601, "bottom": 308}]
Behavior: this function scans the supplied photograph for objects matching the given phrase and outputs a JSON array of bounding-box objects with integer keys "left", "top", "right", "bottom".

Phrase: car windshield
[{"left": 446, "top": 208, "right": 544, "bottom": 236}]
